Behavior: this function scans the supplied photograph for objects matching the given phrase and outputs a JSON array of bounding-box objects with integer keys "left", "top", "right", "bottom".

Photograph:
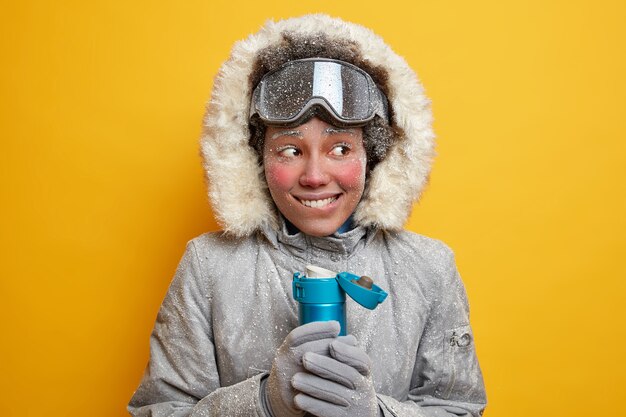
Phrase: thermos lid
[
  {"left": 336, "top": 272, "right": 388, "bottom": 310},
  {"left": 293, "top": 266, "right": 388, "bottom": 310}
]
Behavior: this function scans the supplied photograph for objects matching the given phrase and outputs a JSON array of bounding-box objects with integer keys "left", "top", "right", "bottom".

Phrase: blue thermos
[{"left": 292, "top": 265, "right": 388, "bottom": 336}]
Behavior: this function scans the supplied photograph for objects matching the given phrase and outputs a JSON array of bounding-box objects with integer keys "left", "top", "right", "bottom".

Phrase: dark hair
[{"left": 248, "top": 31, "right": 398, "bottom": 170}]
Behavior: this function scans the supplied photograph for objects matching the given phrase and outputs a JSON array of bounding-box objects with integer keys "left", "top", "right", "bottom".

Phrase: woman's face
[{"left": 263, "top": 117, "right": 367, "bottom": 237}]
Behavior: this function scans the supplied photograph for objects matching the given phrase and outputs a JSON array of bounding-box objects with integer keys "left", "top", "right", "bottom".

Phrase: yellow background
[{"left": 1, "top": 0, "right": 625, "bottom": 415}]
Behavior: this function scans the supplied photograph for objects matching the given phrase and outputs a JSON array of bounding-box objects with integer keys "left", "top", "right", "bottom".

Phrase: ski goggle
[{"left": 250, "top": 58, "right": 389, "bottom": 127}]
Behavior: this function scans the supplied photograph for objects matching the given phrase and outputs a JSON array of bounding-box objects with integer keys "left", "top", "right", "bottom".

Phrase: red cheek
[
  {"left": 265, "top": 162, "right": 298, "bottom": 190},
  {"left": 336, "top": 161, "right": 365, "bottom": 189}
]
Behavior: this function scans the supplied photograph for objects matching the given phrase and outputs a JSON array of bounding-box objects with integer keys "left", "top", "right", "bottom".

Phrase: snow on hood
[{"left": 200, "top": 14, "right": 435, "bottom": 236}]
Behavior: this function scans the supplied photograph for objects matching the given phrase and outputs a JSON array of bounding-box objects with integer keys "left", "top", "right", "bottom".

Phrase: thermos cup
[{"left": 292, "top": 265, "right": 388, "bottom": 335}]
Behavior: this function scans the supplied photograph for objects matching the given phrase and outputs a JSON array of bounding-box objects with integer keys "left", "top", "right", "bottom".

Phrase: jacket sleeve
[
  {"left": 128, "top": 241, "right": 268, "bottom": 417},
  {"left": 376, "top": 247, "right": 487, "bottom": 417}
]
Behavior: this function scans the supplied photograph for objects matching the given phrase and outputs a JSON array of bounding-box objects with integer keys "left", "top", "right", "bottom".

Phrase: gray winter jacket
[
  {"left": 128, "top": 222, "right": 486, "bottom": 416},
  {"left": 129, "top": 14, "right": 486, "bottom": 416}
]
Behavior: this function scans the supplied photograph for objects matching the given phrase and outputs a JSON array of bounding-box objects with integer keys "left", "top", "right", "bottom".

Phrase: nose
[{"left": 299, "top": 154, "right": 330, "bottom": 188}]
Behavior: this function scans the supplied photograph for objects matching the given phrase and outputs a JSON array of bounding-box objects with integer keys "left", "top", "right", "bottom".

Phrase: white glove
[
  {"left": 264, "top": 321, "right": 354, "bottom": 417},
  {"left": 292, "top": 338, "right": 381, "bottom": 417}
]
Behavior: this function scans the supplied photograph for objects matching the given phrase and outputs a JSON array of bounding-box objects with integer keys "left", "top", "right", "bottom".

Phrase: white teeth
[{"left": 299, "top": 196, "right": 337, "bottom": 208}]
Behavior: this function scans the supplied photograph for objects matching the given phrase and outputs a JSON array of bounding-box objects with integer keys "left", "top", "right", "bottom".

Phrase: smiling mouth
[{"left": 298, "top": 196, "right": 339, "bottom": 208}]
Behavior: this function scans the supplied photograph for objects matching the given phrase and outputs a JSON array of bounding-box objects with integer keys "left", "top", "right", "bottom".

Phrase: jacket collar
[{"left": 260, "top": 215, "right": 373, "bottom": 257}]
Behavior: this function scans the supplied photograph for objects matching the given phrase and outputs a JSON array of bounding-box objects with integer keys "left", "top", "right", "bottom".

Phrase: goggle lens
[{"left": 252, "top": 59, "right": 383, "bottom": 126}]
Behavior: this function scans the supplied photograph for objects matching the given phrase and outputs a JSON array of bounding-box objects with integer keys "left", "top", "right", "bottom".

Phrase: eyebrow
[
  {"left": 269, "top": 130, "right": 303, "bottom": 140},
  {"left": 268, "top": 126, "right": 359, "bottom": 141},
  {"left": 325, "top": 127, "right": 358, "bottom": 136}
]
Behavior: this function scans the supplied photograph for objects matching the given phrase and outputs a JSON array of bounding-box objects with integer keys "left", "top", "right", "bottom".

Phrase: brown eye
[
  {"left": 278, "top": 147, "right": 301, "bottom": 158},
  {"left": 330, "top": 145, "right": 350, "bottom": 156}
]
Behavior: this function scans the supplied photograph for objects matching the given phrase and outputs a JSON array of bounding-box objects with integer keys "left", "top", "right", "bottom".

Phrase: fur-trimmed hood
[{"left": 200, "top": 14, "right": 435, "bottom": 236}]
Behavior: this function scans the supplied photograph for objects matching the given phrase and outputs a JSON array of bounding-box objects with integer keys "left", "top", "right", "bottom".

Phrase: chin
[
  {"left": 304, "top": 229, "right": 335, "bottom": 237},
  {"left": 293, "top": 220, "right": 342, "bottom": 237}
]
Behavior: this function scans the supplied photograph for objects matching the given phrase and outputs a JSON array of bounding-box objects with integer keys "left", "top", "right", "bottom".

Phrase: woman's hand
[
  {"left": 264, "top": 321, "right": 349, "bottom": 417},
  {"left": 292, "top": 337, "right": 381, "bottom": 417}
]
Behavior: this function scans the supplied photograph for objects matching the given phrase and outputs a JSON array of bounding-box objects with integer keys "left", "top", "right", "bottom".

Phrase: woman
[{"left": 129, "top": 14, "right": 486, "bottom": 417}]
